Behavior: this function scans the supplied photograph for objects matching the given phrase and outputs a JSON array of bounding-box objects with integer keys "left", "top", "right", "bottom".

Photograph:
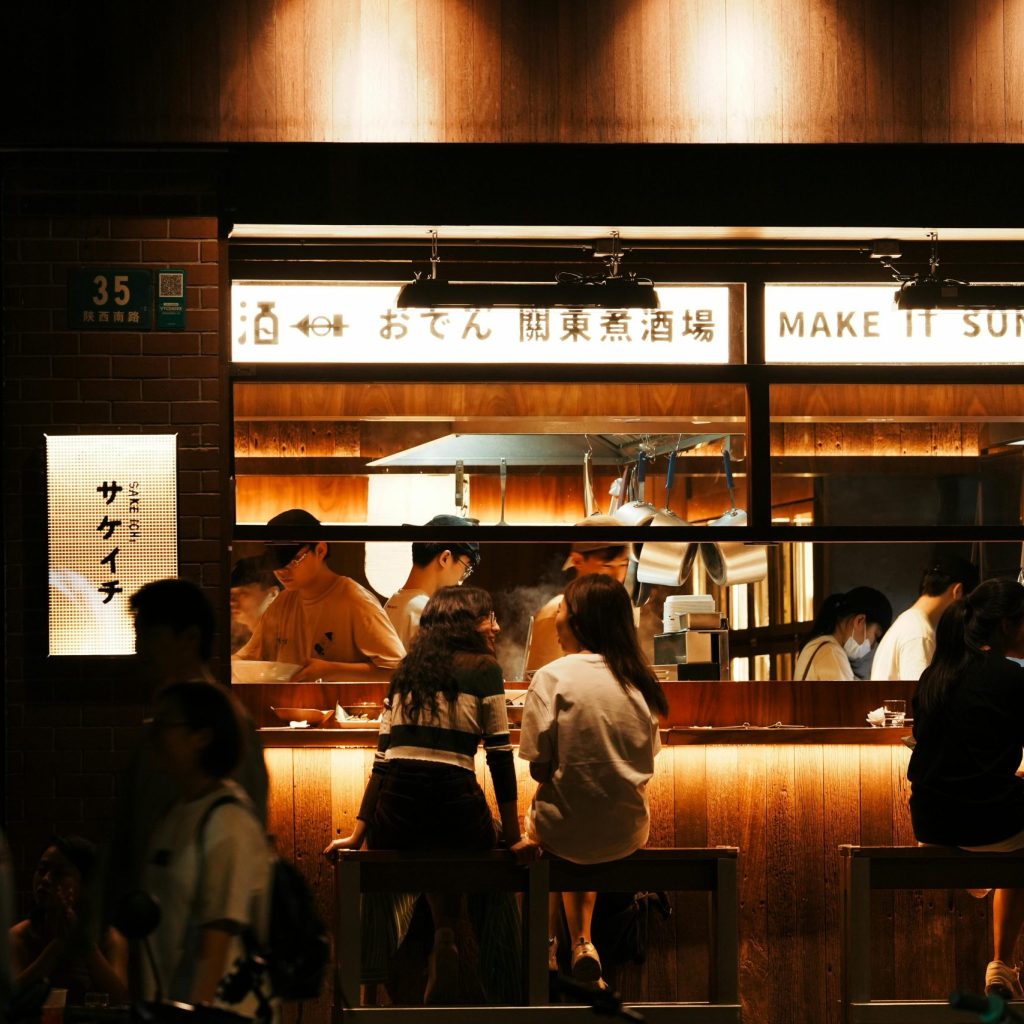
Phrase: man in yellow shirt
[{"left": 235, "top": 508, "right": 405, "bottom": 681}]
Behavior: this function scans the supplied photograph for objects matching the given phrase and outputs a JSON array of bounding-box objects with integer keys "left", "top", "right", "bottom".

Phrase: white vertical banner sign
[{"left": 46, "top": 434, "right": 178, "bottom": 655}]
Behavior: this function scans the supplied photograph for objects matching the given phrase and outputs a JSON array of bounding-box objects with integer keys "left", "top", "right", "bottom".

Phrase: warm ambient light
[{"left": 46, "top": 434, "right": 178, "bottom": 655}]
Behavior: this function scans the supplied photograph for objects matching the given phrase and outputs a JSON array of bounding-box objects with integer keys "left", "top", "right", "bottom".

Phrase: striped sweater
[{"left": 372, "top": 653, "right": 516, "bottom": 804}]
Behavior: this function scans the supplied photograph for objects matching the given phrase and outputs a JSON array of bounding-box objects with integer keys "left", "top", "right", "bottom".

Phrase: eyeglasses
[
  {"left": 479, "top": 611, "right": 498, "bottom": 628},
  {"left": 279, "top": 547, "right": 312, "bottom": 571},
  {"left": 457, "top": 557, "right": 476, "bottom": 583}
]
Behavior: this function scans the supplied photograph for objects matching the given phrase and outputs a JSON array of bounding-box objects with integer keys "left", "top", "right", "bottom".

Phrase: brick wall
[{"left": 2, "top": 153, "right": 226, "bottom": 894}]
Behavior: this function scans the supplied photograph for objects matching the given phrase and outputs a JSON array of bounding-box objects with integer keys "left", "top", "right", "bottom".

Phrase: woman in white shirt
[
  {"left": 794, "top": 587, "right": 892, "bottom": 681},
  {"left": 519, "top": 573, "right": 667, "bottom": 986},
  {"left": 142, "top": 681, "right": 271, "bottom": 1017}
]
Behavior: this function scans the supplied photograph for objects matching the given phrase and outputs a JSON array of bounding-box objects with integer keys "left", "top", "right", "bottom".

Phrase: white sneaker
[{"left": 985, "top": 960, "right": 1023, "bottom": 1000}]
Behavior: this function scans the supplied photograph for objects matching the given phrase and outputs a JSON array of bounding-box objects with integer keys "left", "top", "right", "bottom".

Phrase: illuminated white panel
[
  {"left": 765, "top": 284, "right": 1024, "bottom": 364},
  {"left": 46, "top": 434, "right": 178, "bottom": 655},
  {"left": 231, "top": 282, "right": 731, "bottom": 365},
  {"left": 363, "top": 475, "right": 462, "bottom": 598}
]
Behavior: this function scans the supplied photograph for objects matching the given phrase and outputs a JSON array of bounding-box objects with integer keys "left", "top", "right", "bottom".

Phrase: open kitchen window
[
  {"left": 232, "top": 380, "right": 750, "bottom": 528},
  {"left": 768, "top": 383, "right": 1024, "bottom": 529}
]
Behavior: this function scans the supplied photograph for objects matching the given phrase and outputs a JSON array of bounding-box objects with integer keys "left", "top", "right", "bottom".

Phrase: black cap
[
  {"left": 263, "top": 508, "right": 322, "bottom": 570},
  {"left": 405, "top": 514, "right": 481, "bottom": 564}
]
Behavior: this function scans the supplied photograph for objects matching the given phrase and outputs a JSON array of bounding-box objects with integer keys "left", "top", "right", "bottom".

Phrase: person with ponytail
[
  {"left": 907, "top": 578, "right": 1024, "bottom": 1000},
  {"left": 518, "top": 573, "right": 668, "bottom": 987},
  {"left": 793, "top": 587, "right": 893, "bottom": 681}
]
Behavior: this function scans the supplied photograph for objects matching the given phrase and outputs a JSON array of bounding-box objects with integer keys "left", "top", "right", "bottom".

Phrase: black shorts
[{"left": 369, "top": 759, "right": 497, "bottom": 852}]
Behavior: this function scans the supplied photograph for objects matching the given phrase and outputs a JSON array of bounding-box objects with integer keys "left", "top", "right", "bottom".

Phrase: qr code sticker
[{"left": 158, "top": 272, "right": 184, "bottom": 298}]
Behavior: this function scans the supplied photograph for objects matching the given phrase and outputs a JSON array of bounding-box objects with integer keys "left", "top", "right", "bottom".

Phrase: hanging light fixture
[
  {"left": 395, "top": 229, "right": 659, "bottom": 309},
  {"left": 891, "top": 232, "right": 1024, "bottom": 310}
]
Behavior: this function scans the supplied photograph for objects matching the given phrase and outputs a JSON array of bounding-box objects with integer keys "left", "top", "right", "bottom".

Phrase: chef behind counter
[{"left": 523, "top": 516, "right": 635, "bottom": 674}]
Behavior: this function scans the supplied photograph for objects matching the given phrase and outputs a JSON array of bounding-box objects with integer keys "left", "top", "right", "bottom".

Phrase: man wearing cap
[
  {"left": 384, "top": 514, "right": 481, "bottom": 647},
  {"left": 524, "top": 515, "right": 633, "bottom": 673},
  {"left": 870, "top": 554, "right": 980, "bottom": 681},
  {"left": 236, "top": 508, "right": 406, "bottom": 681}
]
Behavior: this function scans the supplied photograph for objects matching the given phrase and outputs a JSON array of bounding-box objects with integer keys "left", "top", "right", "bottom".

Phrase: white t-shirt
[
  {"left": 870, "top": 605, "right": 934, "bottom": 681},
  {"left": 142, "top": 781, "right": 272, "bottom": 1016},
  {"left": 384, "top": 588, "right": 430, "bottom": 648},
  {"left": 794, "top": 636, "right": 853, "bottom": 681},
  {"left": 519, "top": 652, "right": 661, "bottom": 864}
]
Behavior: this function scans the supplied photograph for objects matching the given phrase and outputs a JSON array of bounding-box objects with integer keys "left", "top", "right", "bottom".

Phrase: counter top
[{"left": 257, "top": 724, "right": 915, "bottom": 747}]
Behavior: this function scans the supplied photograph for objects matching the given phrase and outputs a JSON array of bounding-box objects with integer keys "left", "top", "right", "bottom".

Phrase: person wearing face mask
[{"left": 794, "top": 587, "right": 893, "bottom": 681}]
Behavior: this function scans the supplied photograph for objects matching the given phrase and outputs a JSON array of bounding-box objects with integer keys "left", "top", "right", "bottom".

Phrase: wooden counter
[{"left": 255, "top": 679, "right": 1004, "bottom": 1024}]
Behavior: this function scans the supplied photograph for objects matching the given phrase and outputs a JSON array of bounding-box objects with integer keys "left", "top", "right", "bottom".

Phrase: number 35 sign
[{"left": 67, "top": 268, "right": 187, "bottom": 330}]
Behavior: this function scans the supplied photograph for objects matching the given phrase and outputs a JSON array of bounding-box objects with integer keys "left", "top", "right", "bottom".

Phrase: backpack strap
[
  {"left": 798, "top": 638, "right": 832, "bottom": 681},
  {"left": 191, "top": 793, "right": 241, "bottom": 922}
]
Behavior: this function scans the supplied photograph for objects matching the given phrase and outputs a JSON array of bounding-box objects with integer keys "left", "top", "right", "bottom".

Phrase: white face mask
[{"left": 844, "top": 635, "right": 872, "bottom": 661}]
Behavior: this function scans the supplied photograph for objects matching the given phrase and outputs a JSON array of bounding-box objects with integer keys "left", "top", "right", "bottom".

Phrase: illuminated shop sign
[
  {"left": 46, "top": 434, "right": 178, "bottom": 655},
  {"left": 231, "top": 282, "right": 731, "bottom": 364},
  {"left": 765, "top": 284, "right": 1024, "bottom": 364}
]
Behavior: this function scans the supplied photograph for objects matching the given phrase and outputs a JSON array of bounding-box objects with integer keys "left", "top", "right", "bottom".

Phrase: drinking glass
[{"left": 883, "top": 699, "right": 907, "bottom": 727}]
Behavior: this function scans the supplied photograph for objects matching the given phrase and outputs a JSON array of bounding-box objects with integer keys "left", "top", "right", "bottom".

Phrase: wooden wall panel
[
  {"left": 264, "top": 738, "right": 1015, "bottom": 1023},
  {"left": 8, "top": 0, "right": 1024, "bottom": 143},
  {"left": 233, "top": 381, "right": 747, "bottom": 420}
]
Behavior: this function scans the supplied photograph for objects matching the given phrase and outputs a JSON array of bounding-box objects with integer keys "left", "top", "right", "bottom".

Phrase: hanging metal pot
[
  {"left": 583, "top": 449, "right": 600, "bottom": 518},
  {"left": 700, "top": 541, "right": 768, "bottom": 586},
  {"left": 637, "top": 450, "right": 697, "bottom": 586},
  {"left": 611, "top": 453, "right": 656, "bottom": 527},
  {"left": 709, "top": 447, "right": 747, "bottom": 526}
]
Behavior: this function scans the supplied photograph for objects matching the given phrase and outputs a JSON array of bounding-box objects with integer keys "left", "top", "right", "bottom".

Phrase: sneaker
[
  {"left": 548, "top": 937, "right": 559, "bottom": 972},
  {"left": 985, "top": 960, "right": 1023, "bottom": 1000},
  {"left": 424, "top": 927, "right": 459, "bottom": 1005},
  {"left": 571, "top": 938, "right": 602, "bottom": 983},
  {"left": 967, "top": 888, "right": 993, "bottom": 899}
]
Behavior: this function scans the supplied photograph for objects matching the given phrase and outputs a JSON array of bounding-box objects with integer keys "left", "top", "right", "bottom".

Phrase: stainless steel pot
[
  {"left": 611, "top": 454, "right": 656, "bottom": 527},
  {"left": 700, "top": 541, "right": 768, "bottom": 586},
  {"left": 637, "top": 450, "right": 697, "bottom": 586}
]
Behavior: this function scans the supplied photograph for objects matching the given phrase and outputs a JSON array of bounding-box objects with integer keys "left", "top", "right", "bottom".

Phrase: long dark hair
[
  {"left": 801, "top": 586, "right": 893, "bottom": 648},
  {"left": 389, "top": 586, "right": 495, "bottom": 724},
  {"left": 562, "top": 574, "right": 668, "bottom": 717},
  {"left": 916, "top": 578, "right": 1024, "bottom": 713}
]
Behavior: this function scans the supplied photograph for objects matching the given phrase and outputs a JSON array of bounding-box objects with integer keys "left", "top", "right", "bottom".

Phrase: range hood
[{"left": 366, "top": 432, "right": 734, "bottom": 468}]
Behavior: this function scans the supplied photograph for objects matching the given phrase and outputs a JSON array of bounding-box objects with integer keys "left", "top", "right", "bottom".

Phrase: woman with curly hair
[{"left": 325, "top": 586, "right": 531, "bottom": 1003}]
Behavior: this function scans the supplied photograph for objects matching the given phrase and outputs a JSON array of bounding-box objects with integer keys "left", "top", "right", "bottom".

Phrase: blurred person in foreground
[
  {"left": 10, "top": 835, "right": 128, "bottom": 1006},
  {"left": 141, "top": 681, "right": 272, "bottom": 1015},
  {"left": 907, "top": 577, "right": 1024, "bottom": 999},
  {"left": 235, "top": 508, "right": 405, "bottom": 681},
  {"left": 105, "top": 579, "right": 267, "bottom": 995},
  {"left": 519, "top": 573, "right": 667, "bottom": 988}
]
